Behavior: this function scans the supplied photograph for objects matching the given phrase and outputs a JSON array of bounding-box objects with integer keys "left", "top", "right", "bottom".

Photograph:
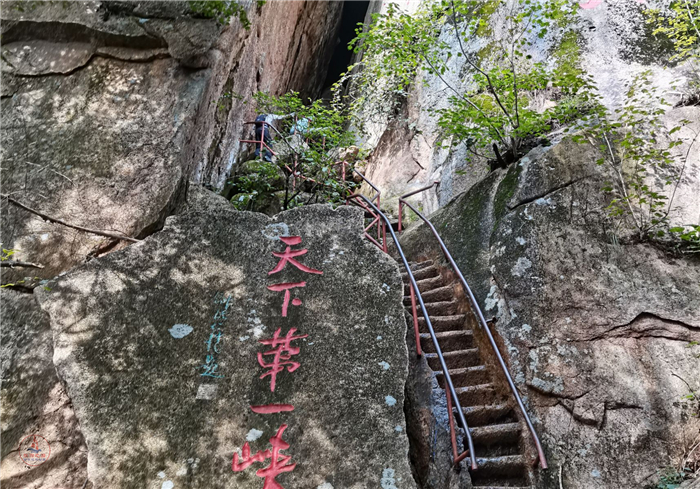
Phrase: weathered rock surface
[
  {"left": 35, "top": 202, "right": 416, "bottom": 488},
  {"left": 359, "top": 0, "right": 699, "bottom": 216},
  {"left": 1, "top": 0, "right": 342, "bottom": 283},
  {"left": 0, "top": 290, "right": 88, "bottom": 489},
  {"left": 400, "top": 135, "right": 700, "bottom": 488}
]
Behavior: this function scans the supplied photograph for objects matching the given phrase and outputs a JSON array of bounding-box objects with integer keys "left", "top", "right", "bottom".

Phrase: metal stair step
[{"left": 420, "top": 330, "right": 474, "bottom": 353}]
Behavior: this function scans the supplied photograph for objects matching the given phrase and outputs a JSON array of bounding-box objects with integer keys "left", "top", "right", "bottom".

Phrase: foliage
[
  {"left": 1, "top": 248, "right": 16, "bottom": 261},
  {"left": 646, "top": 0, "right": 700, "bottom": 61},
  {"left": 230, "top": 160, "right": 282, "bottom": 211},
  {"left": 188, "top": 1, "right": 263, "bottom": 28},
  {"left": 653, "top": 466, "right": 688, "bottom": 489},
  {"left": 342, "top": 0, "right": 591, "bottom": 163},
  {"left": 229, "top": 92, "right": 357, "bottom": 211},
  {"left": 572, "top": 70, "right": 698, "bottom": 245}
]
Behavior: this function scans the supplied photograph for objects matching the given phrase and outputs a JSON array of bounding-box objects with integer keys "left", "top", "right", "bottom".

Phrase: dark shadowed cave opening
[{"left": 320, "top": 0, "right": 370, "bottom": 96}]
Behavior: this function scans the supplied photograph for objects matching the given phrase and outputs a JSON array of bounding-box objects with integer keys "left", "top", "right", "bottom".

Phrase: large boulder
[
  {"left": 0, "top": 290, "right": 88, "bottom": 489},
  {"left": 1, "top": 0, "right": 343, "bottom": 283},
  {"left": 35, "top": 202, "right": 416, "bottom": 489},
  {"left": 400, "top": 135, "right": 700, "bottom": 489}
]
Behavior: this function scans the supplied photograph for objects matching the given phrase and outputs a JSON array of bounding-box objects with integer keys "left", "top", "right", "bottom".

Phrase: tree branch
[
  {"left": 2, "top": 195, "right": 140, "bottom": 243},
  {"left": 683, "top": 0, "right": 700, "bottom": 40},
  {"left": 449, "top": 0, "right": 515, "bottom": 128},
  {"left": 0, "top": 260, "right": 45, "bottom": 269},
  {"left": 420, "top": 49, "right": 507, "bottom": 145}
]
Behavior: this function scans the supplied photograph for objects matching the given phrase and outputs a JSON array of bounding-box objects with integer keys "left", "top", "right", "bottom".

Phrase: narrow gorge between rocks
[{"left": 1, "top": 1, "right": 699, "bottom": 489}]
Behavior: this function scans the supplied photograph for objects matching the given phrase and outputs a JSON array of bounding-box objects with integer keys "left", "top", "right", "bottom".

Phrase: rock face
[
  {"left": 358, "top": 0, "right": 699, "bottom": 216},
  {"left": 0, "top": 290, "right": 88, "bottom": 489},
  {"left": 35, "top": 202, "right": 416, "bottom": 489},
  {"left": 1, "top": 0, "right": 342, "bottom": 283},
  {"left": 400, "top": 135, "right": 700, "bottom": 488}
]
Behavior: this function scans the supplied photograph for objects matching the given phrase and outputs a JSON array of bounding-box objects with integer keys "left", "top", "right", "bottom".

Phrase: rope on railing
[{"left": 398, "top": 182, "right": 548, "bottom": 470}]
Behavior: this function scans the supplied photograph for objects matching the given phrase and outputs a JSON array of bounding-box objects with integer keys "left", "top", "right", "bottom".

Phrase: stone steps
[
  {"left": 403, "top": 284, "right": 454, "bottom": 305},
  {"left": 401, "top": 259, "right": 533, "bottom": 488},
  {"left": 459, "top": 404, "right": 514, "bottom": 427},
  {"left": 470, "top": 422, "right": 522, "bottom": 447},
  {"left": 420, "top": 330, "right": 474, "bottom": 352},
  {"left": 402, "top": 264, "right": 440, "bottom": 282},
  {"left": 425, "top": 348, "right": 480, "bottom": 370},
  {"left": 403, "top": 275, "right": 444, "bottom": 295},
  {"left": 455, "top": 383, "right": 496, "bottom": 406},
  {"left": 408, "top": 260, "right": 434, "bottom": 271},
  {"left": 435, "top": 365, "right": 488, "bottom": 386},
  {"left": 416, "top": 315, "right": 466, "bottom": 333}
]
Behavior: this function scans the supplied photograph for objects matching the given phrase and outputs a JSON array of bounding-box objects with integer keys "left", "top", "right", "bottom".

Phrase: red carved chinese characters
[
  {"left": 232, "top": 235, "right": 322, "bottom": 488},
  {"left": 267, "top": 236, "right": 322, "bottom": 317},
  {"left": 257, "top": 328, "right": 308, "bottom": 392},
  {"left": 232, "top": 424, "right": 296, "bottom": 489},
  {"left": 268, "top": 236, "right": 323, "bottom": 276},
  {"left": 266, "top": 282, "right": 306, "bottom": 318}
]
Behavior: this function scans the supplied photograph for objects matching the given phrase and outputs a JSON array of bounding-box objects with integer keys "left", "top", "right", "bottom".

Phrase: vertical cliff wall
[{"left": 356, "top": 0, "right": 699, "bottom": 217}]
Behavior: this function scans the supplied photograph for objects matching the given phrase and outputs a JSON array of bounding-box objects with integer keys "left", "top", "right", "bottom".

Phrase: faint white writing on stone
[
  {"left": 511, "top": 257, "right": 532, "bottom": 277},
  {"left": 381, "top": 468, "right": 398, "bottom": 489},
  {"left": 262, "top": 222, "right": 290, "bottom": 240}
]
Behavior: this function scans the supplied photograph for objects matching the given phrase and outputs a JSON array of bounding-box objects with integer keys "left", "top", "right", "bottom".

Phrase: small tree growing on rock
[{"left": 344, "top": 0, "right": 592, "bottom": 167}]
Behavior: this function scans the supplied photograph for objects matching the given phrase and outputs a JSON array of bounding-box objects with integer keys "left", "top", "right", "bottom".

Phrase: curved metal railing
[
  {"left": 398, "top": 182, "right": 548, "bottom": 470},
  {"left": 346, "top": 169, "right": 386, "bottom": 252},
  {"left": 353, "top": 192, "right": 479, "bottom": 470}
]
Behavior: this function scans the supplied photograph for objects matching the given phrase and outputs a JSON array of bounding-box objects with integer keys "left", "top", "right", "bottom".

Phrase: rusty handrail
[
  {"left": 398, "top": 183, "right": 548, "bottom": 470},
  {"left": 398, "top": 181, "right": 440, "bottom": 232},
  {"left": 348, "top": 168, "right": 380, "bottom": 205},
  {"left": 346, "top": 168, "right": 385, "bottom": 249},
  {"left": 351, "top": 193, "right": 478, "bottom": 471}
]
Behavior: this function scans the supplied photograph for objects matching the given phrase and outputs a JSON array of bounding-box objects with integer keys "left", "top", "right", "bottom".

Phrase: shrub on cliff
[{"left": 343, "top": 0, "right": 591, "bottom": 164}]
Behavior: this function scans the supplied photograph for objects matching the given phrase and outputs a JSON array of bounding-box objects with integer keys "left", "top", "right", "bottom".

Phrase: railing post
[
  {"left": 409, "top": 284, "right": 422, "bottom": 357},
  {"left": 398, "top": 200, "right": 404, "bottom": 233}
]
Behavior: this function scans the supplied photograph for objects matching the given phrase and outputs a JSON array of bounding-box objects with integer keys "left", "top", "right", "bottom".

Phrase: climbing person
[
  {"left": 290, "top": 117, "right": 311, "bottom": 136},
  {"left": 253, "top": 113, "right": 294, "bottom": 162},
  {"left": 253, "top": 114, "right": 274, "bottom": 162}
]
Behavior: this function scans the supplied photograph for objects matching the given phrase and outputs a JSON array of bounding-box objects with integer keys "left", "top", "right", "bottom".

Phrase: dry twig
[
  {"left": 0, "top": 260, "right": 44, "bottom": 269},
  {"left": 2, "top": 194, "right": 139, "bottom": 243}
]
